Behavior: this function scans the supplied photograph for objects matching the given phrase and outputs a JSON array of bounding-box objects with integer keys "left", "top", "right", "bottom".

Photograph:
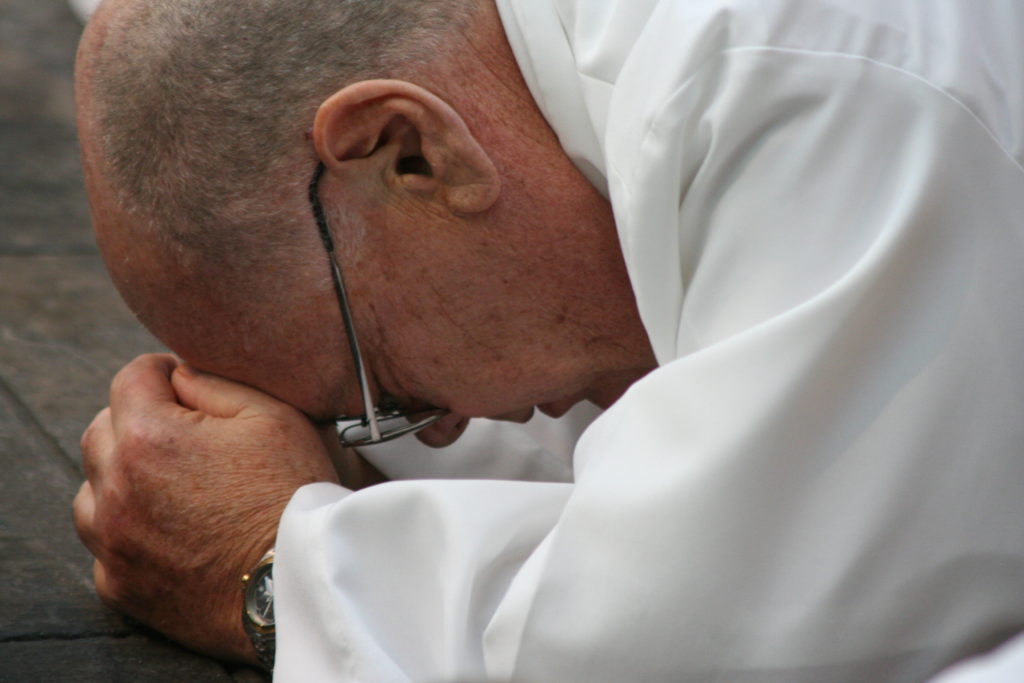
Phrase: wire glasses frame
[{"left": 308, "top": 163, "right": 446, "bottom": 447}]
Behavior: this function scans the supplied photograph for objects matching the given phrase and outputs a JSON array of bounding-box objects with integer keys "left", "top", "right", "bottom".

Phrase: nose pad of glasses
[{"left": 337, "top": 407, "right": 447, "bottom": 447}]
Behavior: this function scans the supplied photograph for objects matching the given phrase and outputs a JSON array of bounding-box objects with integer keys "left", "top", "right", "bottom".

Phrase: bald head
[
  {"left": 77, "top": 0, "right": 654, "bottom": 424},
  {"left": 75, "top": 0, "right": 482, "bottom": 414},
  {"left": 79, "top": 0, "right": 475, "bottom": 259}
]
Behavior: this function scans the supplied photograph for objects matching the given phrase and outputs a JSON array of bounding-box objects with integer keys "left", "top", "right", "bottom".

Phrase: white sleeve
[
  {"left": 274, "top": 480, "right": 571, "bottom": 682},
  {"left": 272, "top": 405, "right": 598, "bottom": 681},
  {"left": 273, "top": 26, "right": 1024, "bottom": 683},
  {"left": 929, "top": 631, "right": 1024, "bottom": 683}
]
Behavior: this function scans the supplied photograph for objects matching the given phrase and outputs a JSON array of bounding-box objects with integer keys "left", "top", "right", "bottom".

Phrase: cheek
[
  {"left": 356, "top": 247, "right": 543, "bottom": 413},
  {"left": 384, "top": 337, "right": 553, "bottom": 418}
]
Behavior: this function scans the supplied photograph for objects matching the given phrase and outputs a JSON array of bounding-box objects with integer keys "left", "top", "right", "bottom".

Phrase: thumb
[{"left": 171, "top": 365, "right": 286, "bottom": 419}]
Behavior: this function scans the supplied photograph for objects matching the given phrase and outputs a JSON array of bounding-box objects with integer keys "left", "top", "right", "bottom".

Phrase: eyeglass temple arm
[
  {"left": 310, "top": 164, "right": 382, "bottom": 442},
  {"left": 327, "top": 259, "right": 382, "bottom": 442}
]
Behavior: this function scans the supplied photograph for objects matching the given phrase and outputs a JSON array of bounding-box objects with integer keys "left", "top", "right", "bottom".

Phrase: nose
[
  {"left": 415, "top": 412, "right": 471, "bottom": 448},
  {"left": 490, "top": 406, "right": 536, "bottom": 424},
  {"left": 538, "top": 397, "right": 579, "bottom": 419}
]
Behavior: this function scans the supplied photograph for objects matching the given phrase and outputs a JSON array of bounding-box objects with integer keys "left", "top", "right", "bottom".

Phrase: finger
[
  {"left": 171, "top": 364, "right": 293, "bottom": 419},
  {"left": 491, "top": 406, "right": 536, "bottom": 424},
  {"left": 109, "top": 354, "right": 183, "bottom": 432},
  {"left": 327, "top": 445, "right": 382, "bottom": 489},
  {"left": 317, "top": 421, "right": 346, "bottom": 460},
  {"left": 72, "top": 481, "right": 98, "bottom": 552},
  {"left": 537, "top": 396, "right": 582, "bottom": 419},
  {"left": 416, "top": 413, "right": 471, "bottom": 448},
  {"left": 93, "top": 560, "right": 136, "bottom": 617},
  {"left": 80, "top": 407, "right": 114, "bottom": 483},
  {"left": 92, "top": 559, "right": 119, "bottom": 608}
]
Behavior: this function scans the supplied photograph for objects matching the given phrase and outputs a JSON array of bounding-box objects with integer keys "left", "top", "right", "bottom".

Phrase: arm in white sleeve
[
  {"left": 930, "top": 631, "right": 1024, "bottom": 683},
  {"left": 273, "top": 18, "right": 1024, "bottom": 683},
  {"left": 275, "top": 480, "right": 571, "bottom": 682}
]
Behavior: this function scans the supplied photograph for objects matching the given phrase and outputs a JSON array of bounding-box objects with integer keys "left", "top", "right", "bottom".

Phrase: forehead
[
  {"left": 75, "top": 24, "right": 358, "bottom": 420},
  {"left": 82, "top": 163, "right": 349, "bottom": 420},
  {"left": 134, "top": 260, "right": 350, "bottom": 419}
]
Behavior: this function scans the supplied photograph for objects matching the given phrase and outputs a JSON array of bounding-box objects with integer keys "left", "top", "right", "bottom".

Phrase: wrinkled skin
[
  {"left": 74, "top": 355, "right": 346, "bottom": 663},
  {"left": 72, "top": 0, "right": 655, "bottom": 666}
]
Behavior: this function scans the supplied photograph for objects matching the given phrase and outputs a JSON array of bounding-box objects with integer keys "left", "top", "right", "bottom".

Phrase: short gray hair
[{"left": 90, "top": 0, "right": 474, "bottom": 268}]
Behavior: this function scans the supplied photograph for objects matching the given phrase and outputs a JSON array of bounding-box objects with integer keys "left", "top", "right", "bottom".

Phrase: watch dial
[{"left": 246, "top": 565, "right": 275, "bottom": 626}]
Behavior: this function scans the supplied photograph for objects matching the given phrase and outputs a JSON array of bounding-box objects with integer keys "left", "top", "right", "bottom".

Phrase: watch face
[{"left": 245, "top": 564, "right": 275, "bottom": 627}]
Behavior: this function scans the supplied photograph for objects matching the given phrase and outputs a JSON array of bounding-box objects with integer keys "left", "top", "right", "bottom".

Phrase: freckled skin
[{"left": 72, "top": 0, "right": 659, "bottom": 663}]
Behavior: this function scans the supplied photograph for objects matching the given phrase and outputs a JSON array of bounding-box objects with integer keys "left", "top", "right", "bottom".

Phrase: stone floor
[{"left": 0, "top": 1, "right": 268, "bottom": 679}]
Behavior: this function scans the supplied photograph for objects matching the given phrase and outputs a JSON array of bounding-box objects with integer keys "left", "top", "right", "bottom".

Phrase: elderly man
[{"left": 73, "top": 0, "right": 1024, "bottom": 680}]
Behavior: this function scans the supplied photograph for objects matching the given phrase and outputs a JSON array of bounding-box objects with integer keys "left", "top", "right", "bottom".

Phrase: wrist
[{"left": 210, "top": 531, "right": 278, "bottom": 666}]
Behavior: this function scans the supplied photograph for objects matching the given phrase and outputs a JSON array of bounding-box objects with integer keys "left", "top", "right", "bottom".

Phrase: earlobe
[
  {"left": 430, "top": 122, "right": 501, "bottom": 216},
  {"left": 313, "top": 79, "right": 500, "bottom": 215}
]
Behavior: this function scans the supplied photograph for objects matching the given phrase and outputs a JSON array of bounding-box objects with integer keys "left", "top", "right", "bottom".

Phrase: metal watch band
[{"left": 248, "top": 628, "right": 275, "bottom": 672}]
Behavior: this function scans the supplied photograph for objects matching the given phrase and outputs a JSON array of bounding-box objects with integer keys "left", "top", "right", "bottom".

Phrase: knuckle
[
  {"left": 119, "top": 418, "right": 163, "bottom": 458},
  {"left": 94, "top": 562, "right": 125, "bottom": 607},
  {"left": 72, "top": 516, "right": 90, "bottom": 546},
  {"left": 71, "top": 481, "right": 90, "bottom": 513},
  {"left": 90, "top": 502, "right": 135, "bottom": 564},
  {"left": 110, "top": 354, "right": 156, "bottom": 397},
  {"left": 79, "top": 408, "right": 107, "bottom": 455},
  {"left": 109, "top": 363, "right": 134, "bottom": 396},
  {"left": 71, "top": 486, "right": 94, "bottom": 541}
]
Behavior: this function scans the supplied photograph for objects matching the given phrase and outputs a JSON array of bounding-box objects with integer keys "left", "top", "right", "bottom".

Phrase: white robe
[
  {"left": 933, "top": 631, "right": 1024, "bottom": 683},
  {"left": 273, "top": 1, "right": 1024, "bottom": 680}
]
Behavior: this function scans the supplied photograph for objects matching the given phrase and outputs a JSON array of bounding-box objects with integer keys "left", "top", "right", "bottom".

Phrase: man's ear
[{"left": 313, "top": 80, "right": 500, "bottom": 215}]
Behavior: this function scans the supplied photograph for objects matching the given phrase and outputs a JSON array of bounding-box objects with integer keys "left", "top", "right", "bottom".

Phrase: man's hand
[{"left": 73, "top": 354, "right": 339, "bottom": 664}]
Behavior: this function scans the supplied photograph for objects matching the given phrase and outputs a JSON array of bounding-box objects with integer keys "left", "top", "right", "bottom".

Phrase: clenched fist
[{"left": 73, "top": 354, "right": 340, "bottom": 663}]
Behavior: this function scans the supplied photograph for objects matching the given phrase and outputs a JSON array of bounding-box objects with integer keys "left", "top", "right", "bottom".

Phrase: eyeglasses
[{"left": 308, "top": 163, "right": 446, "bottom": 447}]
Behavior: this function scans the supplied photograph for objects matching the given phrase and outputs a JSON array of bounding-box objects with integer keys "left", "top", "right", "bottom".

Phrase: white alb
[{"left": 274, "top": 1, "right": 1024, "bottom": 680}]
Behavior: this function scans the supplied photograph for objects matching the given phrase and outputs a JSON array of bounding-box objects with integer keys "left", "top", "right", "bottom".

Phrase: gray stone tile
[
  {"left": 0, "top": 359, "right": 237, "bottom": 680},
  {"left": 0, "top": 370, "right": 125, "bottom": 641},
  {"left": 0, "top": 0, "right": 94, "bottom": 254},
  {"left": 229, "top": 666, "right": 273, "bottom": 682},
  {"left": 0, "top": 254, "right": 164, "bottom": 465},
  {"left": 0, "top": 118, "right": 93, "bottom": 254},
  {"left": 0, "top": 1, "right": 269, "bottom": 679},
  {"left": 0, "top": 0, "right": 83, "bottom": 76},
  {"left": 0, "top": 637, "right": 235, "bottom": 682},
  {"left": 0, "top": 532, "right": 125, "bottom": 641}
]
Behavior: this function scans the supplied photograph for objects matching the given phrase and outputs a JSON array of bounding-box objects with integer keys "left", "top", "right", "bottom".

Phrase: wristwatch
[{"left": 241, "top": 548, "right": 276, "bottom": 671}]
